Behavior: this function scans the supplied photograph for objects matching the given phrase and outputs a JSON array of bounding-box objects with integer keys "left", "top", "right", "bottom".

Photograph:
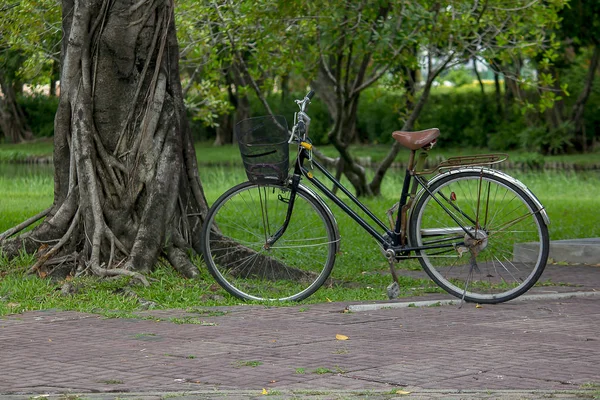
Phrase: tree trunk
[
  {"left": 49, "top": 59, "right": 60, "bottom": 97},
  {"left": 368, "top": 76, "right": 434, "bottom": 196},
  {"left": 0, "top": 70, "right": 33, "bottom": 143},
  {"left": 368, "top": 52, "right": 452, "bottom": 196},
  {"left": 570, "top": 43, "right": 600, "bottom": 150},
  {"left": 312, "top": 66, "right": 371, "bottom": 197},
  {"left": 473, "top": 58, "right": 485, "bottom": 95},
  {"left": 493, "top": 70, "right": 502, "bottom": 115},
  {"left": 214, "top": 63, "right": 250, "bottom": 146},
  {"left": 1, "top": 0, "right": 210, "bottom": 280}
]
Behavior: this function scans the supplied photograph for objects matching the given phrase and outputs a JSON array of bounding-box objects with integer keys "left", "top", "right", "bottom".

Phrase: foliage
[
  {"left": 439, "top": 68, "right": 474, "bottom": 88},
  {"left": 16, "top": 94, "right": 58, "bottom": 137},
  {"left": 0, "top": 0, "right": 61, "bottom": 85},
  {"left": 3, "top": 0, "right": 594, "bottom": 156},
  {"left": 518, "top": 122, "right": 575, "bottom": 155},
  {"left": 13, "top": 77, "right": 600, "bottom": 154}
]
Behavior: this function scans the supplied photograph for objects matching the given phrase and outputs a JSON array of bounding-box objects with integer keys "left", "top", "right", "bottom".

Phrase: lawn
[
  {"left": 2, "top": 138, "right": 600, "bottom": 167},
  {"left": 1, "top": 142, "right": 599, "bottom": 316}
]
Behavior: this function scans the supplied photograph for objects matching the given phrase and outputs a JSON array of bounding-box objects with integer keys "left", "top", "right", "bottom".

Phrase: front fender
[{"left": 411, "top": 167, "right": 550, "bottom": 226}]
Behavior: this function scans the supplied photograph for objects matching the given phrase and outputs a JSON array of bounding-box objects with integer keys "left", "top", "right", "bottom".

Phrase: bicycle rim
[
  {"left": 410, "top": 171, "right": 549, "bottom": 303},
  {"left": 202, "top": 182, "right": 337, "bottom": 301}
]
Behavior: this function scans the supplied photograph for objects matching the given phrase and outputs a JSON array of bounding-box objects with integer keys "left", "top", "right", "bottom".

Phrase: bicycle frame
[{"left": 284, "top": 143, "right": 463, "bottom": 259}]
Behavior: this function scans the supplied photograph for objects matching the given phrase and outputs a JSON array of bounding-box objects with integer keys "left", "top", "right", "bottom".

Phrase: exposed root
[
  {"left": 28, "top": 207, "right": 81, "bottom": 275},
  {"left": 0, "top": 207, "right": 51, "bottom": 243},
  {"left": 90, "top": 263, "right": 150, "bottom": 287},
  {"left": 166, "top": 245, "right": 199, "bottom": 279}
]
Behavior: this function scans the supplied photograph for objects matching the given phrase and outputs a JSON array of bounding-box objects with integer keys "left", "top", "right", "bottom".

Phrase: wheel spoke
[
  {"left": 410, "top": 171, "right": 548, "bottom": 304},
  {"left": 202, "top": 183, "right": 337, "bottom": 301}
]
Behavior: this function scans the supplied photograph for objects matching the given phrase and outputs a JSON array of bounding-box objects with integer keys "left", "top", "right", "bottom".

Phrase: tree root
[
  {"left": 28, "top": 207, "right": 81, "bottom": 275},
  {"left": 166, "top": 244, "right": 198, "bottom": 279},
  {"left": 90, "top": 263, "right": 150, "bottom": 287},
  {"left": 0, "top": 207, "right": 51, "bottom": 243}
]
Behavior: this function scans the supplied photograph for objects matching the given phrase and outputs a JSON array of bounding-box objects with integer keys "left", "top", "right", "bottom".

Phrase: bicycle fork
[{"left": 262, "top": 174, "right": 301, "bottom": 249}]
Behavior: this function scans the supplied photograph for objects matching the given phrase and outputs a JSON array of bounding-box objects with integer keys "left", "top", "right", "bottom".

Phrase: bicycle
[{"left": 200, "top": 90, "right": 550, "bottom": 304}]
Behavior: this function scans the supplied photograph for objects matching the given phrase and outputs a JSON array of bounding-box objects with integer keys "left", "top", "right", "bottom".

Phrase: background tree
[
  {"left": 289, "top": 0, "right": 565, "bottom": 196},
  {"left": 552, "top": 0, "right": 600, "bottom": 152},
  {"left": 0, "top": 1, "right": 61, "bottom": 142},
  {"left": 303, "top": 0, "right": 426, "bottom": 196},
  {"left": 0, "top": 50, "right": 33, "bottom": 143},
  {"left": 176, "top": 0, "right": 301, "bottom": 145},
  {"left": 1, "top": 0, "right": 210, "bottom": 281}
]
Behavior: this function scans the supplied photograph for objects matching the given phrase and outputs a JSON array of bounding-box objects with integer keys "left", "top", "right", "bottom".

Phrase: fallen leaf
[
  {"left": 475, "top": 304, "right": 483, "bottom": 308},
  {"left": 326, "top": 297, "right": 332, "bottom": 302},
  {"left": 335, "top": 334, "right": 349, "bottom": 341},
  {"left": 7, "top": 303, "right": 20, "bottom": 308},
  {"left": 396, "top": 390, "right": 411, "bottom": 395},
  {"left": 269, "top": 380, "right": 276, "bottom": 383},
  {"left": 262, "top": 388, "right": 268, "bottom": 395}
]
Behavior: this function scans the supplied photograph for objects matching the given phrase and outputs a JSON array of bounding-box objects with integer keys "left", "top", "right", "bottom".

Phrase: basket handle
[{"left": 244, "top": 150, "right": 277, "bottom": 158}]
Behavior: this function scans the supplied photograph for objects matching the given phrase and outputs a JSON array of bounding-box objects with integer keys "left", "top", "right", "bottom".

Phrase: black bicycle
[{"left": 201, "top": 90, "right": 550, "bottom": 303}]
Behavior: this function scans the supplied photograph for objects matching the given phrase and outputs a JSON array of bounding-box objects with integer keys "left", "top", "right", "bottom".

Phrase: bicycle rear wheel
[
  {"left": 201, "top": 181, "right": 338, "bottom": 301},
  {"left": 408, "top": 170, "right": 549, "bottom": 304}
]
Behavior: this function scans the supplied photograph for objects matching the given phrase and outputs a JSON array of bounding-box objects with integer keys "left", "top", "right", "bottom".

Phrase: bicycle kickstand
[{"left": 384, "top": 249, "right": 401, "bottom": 300}]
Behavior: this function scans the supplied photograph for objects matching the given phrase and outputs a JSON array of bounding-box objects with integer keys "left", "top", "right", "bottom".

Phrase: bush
[
  {"left": 358, "top": 86, "right": 524, "bottom": 149},
  {"left": 17, "top": 94, "right": 58, "bottom": 137},
  {"left": 248, "top": 92, "right": 332, "bottom": 145},
  {"left": 441, "top": 68, "right": 474, "bottom": 87}
]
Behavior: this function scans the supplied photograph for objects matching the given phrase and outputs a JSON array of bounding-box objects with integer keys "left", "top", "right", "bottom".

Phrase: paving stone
[{"left": 1, "top": 265, "right": 599, "bottom": 398}]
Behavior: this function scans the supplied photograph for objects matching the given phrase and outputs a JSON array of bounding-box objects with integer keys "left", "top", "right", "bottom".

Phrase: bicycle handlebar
[{"left": 290, "top": 89, "right": 315, "bottom": 143}]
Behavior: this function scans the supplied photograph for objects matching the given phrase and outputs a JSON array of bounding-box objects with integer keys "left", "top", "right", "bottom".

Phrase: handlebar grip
[{"left": 306, "top": 90, "right": 315, "bottom": 100}]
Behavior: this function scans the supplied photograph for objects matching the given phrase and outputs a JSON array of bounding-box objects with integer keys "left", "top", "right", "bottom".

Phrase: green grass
[
  {"left": 1, "top": 142, "right": 599, "bottom": 316},
  {"left": 2, "top": 139, "right": 599, "bottom": 167},
  {"left": 236, "top": 360, "right": 263, "bottom": 368},
  {"left": 0, "top": 138, "right": 54, "bottom": 163}
]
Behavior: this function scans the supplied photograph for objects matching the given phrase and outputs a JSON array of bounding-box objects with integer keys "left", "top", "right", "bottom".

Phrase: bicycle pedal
[{"left": 386, "top": 281, "right": 400, "bottom": 299}]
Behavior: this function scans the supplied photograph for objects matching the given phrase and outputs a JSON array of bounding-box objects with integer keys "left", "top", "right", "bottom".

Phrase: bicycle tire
[
  {"left": 201, "top": 181, "right": 338, "bottom": 301},
  {"left": 408, "top": 170, "right": 549, "bottom": 304}
]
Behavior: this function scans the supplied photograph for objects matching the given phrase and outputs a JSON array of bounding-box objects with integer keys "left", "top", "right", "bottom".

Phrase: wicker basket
[{"left": 235, "top": 115, "right": 289, "bottom": 184}]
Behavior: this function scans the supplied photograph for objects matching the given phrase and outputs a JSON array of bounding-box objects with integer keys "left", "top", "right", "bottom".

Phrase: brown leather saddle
[{"left": 392, "top": 128, "right": 440, "bottom": 150}]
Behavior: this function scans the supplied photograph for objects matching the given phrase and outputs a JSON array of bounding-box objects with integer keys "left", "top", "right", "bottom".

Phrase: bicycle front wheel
[
  {"left": 201, "top": 181, "right": 338, "bottom": 301},
  {"left": 408, "top": 170, "right": 549, "bottom": 304}
]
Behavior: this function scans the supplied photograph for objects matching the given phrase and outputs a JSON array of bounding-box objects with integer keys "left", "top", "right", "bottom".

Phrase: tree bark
[{"left": 1, "top": 0, "right": 209, "bottom": 280}]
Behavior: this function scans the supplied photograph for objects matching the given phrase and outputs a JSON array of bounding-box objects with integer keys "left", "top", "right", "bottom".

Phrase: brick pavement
[{"left": 0, "top": 263, "right": 599, "bottom": 399}]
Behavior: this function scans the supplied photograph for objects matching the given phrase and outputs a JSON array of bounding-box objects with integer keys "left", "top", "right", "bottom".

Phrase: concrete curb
[{"left": 347, "top": 290, "right": 600, "bottom": 312}]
